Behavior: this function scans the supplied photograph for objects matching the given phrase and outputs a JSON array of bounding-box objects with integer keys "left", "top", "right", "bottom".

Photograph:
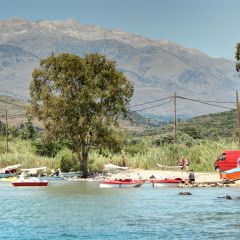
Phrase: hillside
[
  {"left": 0, "top": 95, "right": 27, "bottom": 125},
  {"left": 179, "top": 110, "right": 236, "bottom": 139},
  {"left": 0, "top": 94, "right": 236, "bottom": 139},
  {"left": 137, "top": 110, "right": 236, "bottom": 140},
  {"left": 0, "top": 18, "right": 239, "bottom": 117}
]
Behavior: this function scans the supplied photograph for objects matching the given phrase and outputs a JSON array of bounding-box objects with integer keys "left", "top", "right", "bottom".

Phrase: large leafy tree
[{"left": 30, "top": 53, "right": 134, "bottom": 177}]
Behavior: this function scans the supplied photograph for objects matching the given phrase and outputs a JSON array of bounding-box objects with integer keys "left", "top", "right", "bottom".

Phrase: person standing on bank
[{"left": 188, "top": 170, "right": 195, "bottom": 184}]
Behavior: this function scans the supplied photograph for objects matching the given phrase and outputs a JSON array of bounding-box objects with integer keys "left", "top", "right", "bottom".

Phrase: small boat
[
  {"left": 21, "top": 167, "right": 47, "bottom": 176},
  {"left": 220, "top": 167, "right": 240, "bottom": 181},
  {"left": 12, "top": 173, "right": 48, "bottom": 187},
  {"left": 150, "top": 178, "right": 184, "bottom": 187},
  {"left": 100, "top": 179, "right": 144, "bottom": 188},
  {"left": 0, "top": 164, "right": 21, "bottom": 178}
]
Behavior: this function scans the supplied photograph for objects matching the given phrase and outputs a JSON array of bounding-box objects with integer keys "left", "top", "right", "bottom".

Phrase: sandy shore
[{"left": 108, "top": 169, "right": 221, "bottom": 183}]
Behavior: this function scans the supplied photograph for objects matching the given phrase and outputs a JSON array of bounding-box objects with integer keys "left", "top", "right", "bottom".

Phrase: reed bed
[{"left": 0, "top": 137, "right": 237, "bottom": 172}]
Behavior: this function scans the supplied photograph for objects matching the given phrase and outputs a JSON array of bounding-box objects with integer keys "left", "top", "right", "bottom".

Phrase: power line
[
  {"left": 131, "top": 96, "right": 172, "bottom": 108},
  {"left": 177, "top": 96, "right": 235, "bottom": 110},
  {"left": 133, "top": 100, "right": 172, "bottom": 112},
  {"left": 201, "top": 100, "right": 235, "bottom": 104}
]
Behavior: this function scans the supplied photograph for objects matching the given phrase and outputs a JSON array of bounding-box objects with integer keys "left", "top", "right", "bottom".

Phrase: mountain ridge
[{"left": 0, "top": 18, "right": 238, "bottom": 116}]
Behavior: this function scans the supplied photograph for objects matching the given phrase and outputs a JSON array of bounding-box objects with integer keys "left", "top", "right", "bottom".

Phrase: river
[{"left": 0, "top": 181, "right": 239, "bottom": 239}]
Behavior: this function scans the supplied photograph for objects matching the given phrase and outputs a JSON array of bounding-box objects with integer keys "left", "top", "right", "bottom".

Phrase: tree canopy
[{"left": 30, "top": 53, "right": 134, "bottom": 177}]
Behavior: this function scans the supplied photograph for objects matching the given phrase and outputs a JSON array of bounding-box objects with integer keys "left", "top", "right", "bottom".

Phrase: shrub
[
  {"left": 33, "top": 138, "right": 71, "bottom": 157},
  {"left": 57, "top": 148, "right": 79, "bottom": 172}
]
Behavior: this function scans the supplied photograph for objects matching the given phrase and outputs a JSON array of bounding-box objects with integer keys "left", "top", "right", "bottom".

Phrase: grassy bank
[
  {"left": 91, "top": 138, "right": 237, "bottom": 172},
  {"left": 0, "top": 136, "right": 237, "bottom": 173},
  {"left": 0, "top": 137, "right": 59, "bottom": 170}
]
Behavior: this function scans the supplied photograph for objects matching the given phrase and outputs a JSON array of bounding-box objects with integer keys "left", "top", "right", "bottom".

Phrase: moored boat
[
  {"left": 150, "top": 178, "right": 184, "bottom": 187},
  {"left": 12, "top": 180, "right": 48, "bottom": 187},
  {"left": 0, "top": 164, "right": 21, "bottom": 178},
  {"left": 220, "top": 167, "right": 240, "bottom": 181},
  {"left": 100, "top": 179, "right": 144, "bottom": 188},
  {"left": 12, "top": 172, "right": 48, "bottom": 187}
]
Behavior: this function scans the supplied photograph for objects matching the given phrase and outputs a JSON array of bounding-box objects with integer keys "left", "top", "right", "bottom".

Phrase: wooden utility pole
[
  {"left": 5, "top": 109, "right": 8, "bottom": 152},
  {"left": 173, "top": 92, "right": 177, "bottom": 144},
  {"left": 236, "top": 90, "right": 240, "bottom": 149}
]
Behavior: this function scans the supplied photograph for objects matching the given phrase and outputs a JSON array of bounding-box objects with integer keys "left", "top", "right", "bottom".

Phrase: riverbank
[{"left": 105, "top": 169, "right": 221, "bottom": 183}]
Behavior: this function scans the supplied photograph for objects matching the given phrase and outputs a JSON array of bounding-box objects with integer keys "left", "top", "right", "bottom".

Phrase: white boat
[
  {"left": 100, "top": 179, "right": 144, "bottom": 188},
  {"left": 150, "top": 178, "right": 183, "bottom": 188},
  {"left": 21, "top": 167, "right": 47, "bottom": 176}
]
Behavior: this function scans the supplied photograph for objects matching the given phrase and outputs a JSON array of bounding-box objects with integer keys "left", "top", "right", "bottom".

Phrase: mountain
[{"left": 0, "top": 18, "right": 238, "bottom": 116}]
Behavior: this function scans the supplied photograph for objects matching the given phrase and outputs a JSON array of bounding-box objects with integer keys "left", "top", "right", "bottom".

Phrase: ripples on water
[{"left": 0, "top": 181, "right": 239, "bottom": 240}]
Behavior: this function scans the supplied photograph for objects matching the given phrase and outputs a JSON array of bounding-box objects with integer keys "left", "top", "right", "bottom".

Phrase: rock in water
[
  {"left": 179, "top": 192, "right": 192, "bottom": 195},
  {"left": 226, "top": 195, "right": 232, "bottom": 200}
]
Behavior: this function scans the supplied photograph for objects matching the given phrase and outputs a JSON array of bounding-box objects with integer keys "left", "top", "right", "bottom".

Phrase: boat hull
[
  {"left": 100, "top": 180, "right": 144, "bottom": 188},
  {"left": 12, "top": 182, "right": 48, "bottom": 187},
  {"left": 150, "top": 178, "right": 183, "bottom": 188},
  {"left": 152, "top": 182, "right": 180, "bottom": 188},
  {"left": 220, "top": 167, "right": 240, "bottom": 181},
  {"left": 0, "top": 173, "right": 15, "bottom": 179}
]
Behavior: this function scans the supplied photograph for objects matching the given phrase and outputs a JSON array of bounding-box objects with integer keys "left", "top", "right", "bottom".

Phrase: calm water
[{"left": 0, "top": 181, "right": 240, "bottom": 240}]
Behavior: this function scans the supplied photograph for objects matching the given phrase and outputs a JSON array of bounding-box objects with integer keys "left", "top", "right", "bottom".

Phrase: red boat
[
  {"left": 12, "top": 181, "right": 48, "bottom": 187},
  {"left": 150, "top": 178, "right": 184, "bottom": 187},
  {"left": 12, "top": 177, "right": 48, "bottom": 187},
  {"left": 100, "top": 179, "right": 144, "bottom": 188}
]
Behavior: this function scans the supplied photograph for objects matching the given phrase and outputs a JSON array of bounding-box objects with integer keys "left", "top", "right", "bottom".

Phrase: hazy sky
[{"left": 0, "top": 0, "right": 239, "bottom": 60}]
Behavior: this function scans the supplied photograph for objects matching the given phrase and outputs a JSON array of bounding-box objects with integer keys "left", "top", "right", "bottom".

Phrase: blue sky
[{"left": 0, "top": 0, "right": 239, "bottom": 60}]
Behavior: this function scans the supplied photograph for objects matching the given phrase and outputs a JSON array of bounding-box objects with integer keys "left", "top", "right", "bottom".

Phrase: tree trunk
[{"left": 80, "top": 146, "right": 89, "bottom": 178}]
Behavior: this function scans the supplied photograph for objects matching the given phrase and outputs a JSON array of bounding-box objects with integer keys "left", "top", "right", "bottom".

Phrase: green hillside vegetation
[
  {"left": 0, "top": 101, "right": 238, "bottom": 173},
  {"left": 179, "top": 110, "right": 236, "bottom": 139},
  {"left": 135, "top": 110, "right": 237, "bottom": 140}
]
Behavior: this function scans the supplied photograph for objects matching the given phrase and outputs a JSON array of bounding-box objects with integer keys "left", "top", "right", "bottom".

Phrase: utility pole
[
  {"left": 236, "top": 90, "right": 240, "bottom": 149},
  {"left": 5, "top": 109, "right": 8, "bottom": 152},
  {"left": 173, "top": 92, "right": 177, "bottom": 144}
]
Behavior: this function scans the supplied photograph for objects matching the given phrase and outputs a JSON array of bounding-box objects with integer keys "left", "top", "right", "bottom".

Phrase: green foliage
[
  {"left": 19, "top": 116, "right": 36, "bottom": 140},
  {"left": 0, "top": 121, "right": 5, "bottom": 135},
  {"left": 8, "top": 126, "right": 20, "bottom": 138},
  {"left": 30, "top": 53, "right": 134, "bottom": 177},
  {"left": 236, "top": 42, "right": 240, "bottom": 72},
  {"left": 152, "top": 132, "right": 194, "bottom": 146},
  {"left": 181, "top": 126, "right": 201, "bottom": 139},
  {"left": 0, "top": 138, "right": 59, "bottom": 170},
  {"left": 33, "top": 137, "right": 69, "bottom": 157},
  {"left": 153, "top": 133, "right": 174, "bottom": 145},
  {"left": 57, "top": 148, "right": 79, "bottom": 172},
  {"left": 177, "top": 110, "right": 236, "bottom": 140}
]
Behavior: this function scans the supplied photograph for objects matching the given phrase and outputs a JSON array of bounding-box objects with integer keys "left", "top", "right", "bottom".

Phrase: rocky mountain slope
[{"left": 0, "top": 18, "right": 238, "bottom": 116}]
